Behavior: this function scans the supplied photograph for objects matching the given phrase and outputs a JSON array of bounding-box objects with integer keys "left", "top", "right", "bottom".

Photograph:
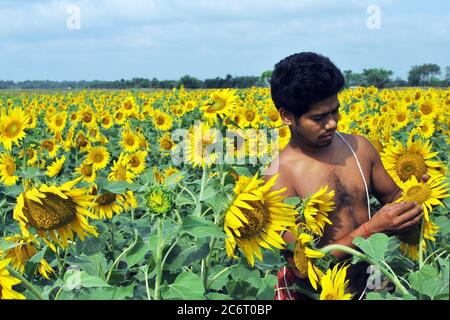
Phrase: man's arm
[
  {"left": 361, "top": 136, "right": 402, "bottom": 205},
  {"left": 328, "top": 136, "right": 423, "bottom": 258}
]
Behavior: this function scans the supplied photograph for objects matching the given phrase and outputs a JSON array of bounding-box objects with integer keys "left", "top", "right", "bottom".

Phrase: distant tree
[
  {"left": 408, "top": 63, "right": 441, "bottom": 86},
  {"left": 361, "top": 68, "right": 393, "bottom": 88},
  {"left": 178, "top": 75, "right": 202, "bottom": 89},
  {"left": 392, "top": 77, "right": 408, "bottom": 87},
  {"left": 257, "top": 70, "right": 272, "bottom": 87},
  {"left": 444, "top": 66, "right": 450, "bottom": 86},
  {"left": 343, "top": 70, "right": 364, "bottom": 87}
]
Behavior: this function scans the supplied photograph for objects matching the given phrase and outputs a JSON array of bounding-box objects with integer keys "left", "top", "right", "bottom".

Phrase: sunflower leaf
[
  {"left": 29, "top": 245, "right": 48, "bottom": 264},
  {"left": 205, "top": 292, "right": 233, "bottom": 300},
  {"left": 180, "top": 216, "right": 226, "bottom": 239},
  {"left": 284, "top": 197, "right": 301, "bottom": 206},
  {"left": 353, "top": 233, "right": 389, "bottom": 262},
  {"left": 164, "top": 238, "right": 210, "bottom": 272},
  {"left": 125, "top": 235, "right": 148, "bottom": 267},
  {"left": 63, "top": 269, "right": 111, "bottom": 290},
  {"left": 77, "top": 285, "right": 135, "bottom": 300},
  {"left": 161, "top": 271, "right": 205, "bottom": 300},
  {"left": 408, "top": 264, "right": 447, "bottom": 299},
  {"left": 20, "top": 167, "right": 42, "bottom": 179},
  {"left": 102, "top": 181, "right": 140, "bottom": 194}
]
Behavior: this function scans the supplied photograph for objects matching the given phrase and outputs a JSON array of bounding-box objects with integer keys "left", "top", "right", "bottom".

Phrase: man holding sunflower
[{"left": 266, "top": 52, "right": 426, "bottom": 300}]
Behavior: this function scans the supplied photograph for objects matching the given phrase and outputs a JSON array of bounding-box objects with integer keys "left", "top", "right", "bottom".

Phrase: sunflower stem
[
  {"left": 106, "top": 229, "right": 139, "bottom": 284},
  {"left": 144, "top": 263, "right": 152, "bottom": 300},
  {"left": 154, "top": 217, "right": 163, "bottom": 300},
  {"left": 195, "top": 165, "right": 208, "bottom": 216},
  {"left": 21, "top": 136, "right": 28, "bottom": 172},
  {"left": 202, "top": 236, "right": 217, "bottom": 290},
  {"left": 319, "top": 244, "right": 410, "bottom": 297},
  {"left": 6, "top": 266, "right": 45, "bottom": 300},
  {"left": 418, "top": 218, "right": 425, "bottom": 269},
  {"left": 110, "top": 222, "right": 116, "bottom": 253}
]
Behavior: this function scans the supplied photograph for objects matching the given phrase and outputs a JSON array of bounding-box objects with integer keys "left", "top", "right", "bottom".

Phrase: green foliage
[{"left": 353, "top": 233, "right": 390, "bottom": 262}]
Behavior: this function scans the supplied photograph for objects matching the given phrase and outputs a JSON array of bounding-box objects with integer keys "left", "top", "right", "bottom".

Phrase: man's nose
[{"left": 324, "top": 117, "right": 337, "bottom": 130}]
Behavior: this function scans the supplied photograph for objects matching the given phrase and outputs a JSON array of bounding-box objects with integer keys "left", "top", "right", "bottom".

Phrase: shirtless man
[{"left": 266, "top": 52, "right": 425, "bottom": 300}]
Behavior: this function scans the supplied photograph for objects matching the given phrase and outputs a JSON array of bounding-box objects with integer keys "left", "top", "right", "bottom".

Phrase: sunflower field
[{"left": 0, "top": 86, "right": 449, "bottom": 300}]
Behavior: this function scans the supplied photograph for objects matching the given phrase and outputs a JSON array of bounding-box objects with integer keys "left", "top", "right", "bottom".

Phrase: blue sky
[{"left": 1, "top": 0, "right": 449, "bottom": 81}]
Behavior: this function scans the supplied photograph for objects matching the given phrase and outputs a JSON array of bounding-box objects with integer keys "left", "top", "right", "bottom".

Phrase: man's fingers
[
  {"left": 392, "top": 201, "right": 417, "bottom": 216},
  {"left": 398, "top": 212, "right": 423, "bottom": 230},
  {"left": 421, "top": 174, "right": 431, "bottom": 183},
  {"left": 396, "top": 205, "right": 423, "bottom": 225}
]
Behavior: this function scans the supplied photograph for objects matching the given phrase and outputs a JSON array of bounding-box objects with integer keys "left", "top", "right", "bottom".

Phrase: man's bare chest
[{"left": 292, "top": 158, "right": 371, "bottom": 222}]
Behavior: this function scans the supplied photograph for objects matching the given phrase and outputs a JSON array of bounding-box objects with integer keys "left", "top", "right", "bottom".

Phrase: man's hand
[{"left": 365, "top": 202, "right": 423, "bottom": 236}]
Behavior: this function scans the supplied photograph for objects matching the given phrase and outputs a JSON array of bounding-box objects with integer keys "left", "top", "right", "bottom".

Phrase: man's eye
[{"left": 312, "top": 117, "right": 323, "bottom": 121}]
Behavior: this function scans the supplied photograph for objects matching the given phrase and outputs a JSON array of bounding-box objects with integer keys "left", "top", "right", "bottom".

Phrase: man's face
[{"left": 289, "top": 95, "right": 340, "bottom": 148}]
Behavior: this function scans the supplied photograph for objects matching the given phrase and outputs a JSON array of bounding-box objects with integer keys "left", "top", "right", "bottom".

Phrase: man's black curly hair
[{"left": 270, "top": 52, "right": 345, "bottom": 118}]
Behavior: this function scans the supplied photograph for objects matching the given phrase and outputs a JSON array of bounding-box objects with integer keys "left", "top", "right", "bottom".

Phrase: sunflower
[
  {"left": 293, "top": 233, "right": 325, "bottom": 290},
  {"left": 390, "top": 102, "right": 410, "bottom": 130},
  {"left": 201, "top": 89, "right": 238, "bottom": 123},
  {"left": 79, "top": 105, "right": 97, "bottom": 128},
  {"left": 413, "top": 118, "right": 435, "bottom": 139},
  {"left": 45, "top": 155, "right": 65, "bottom": 178},
  {"left": 75, "top": 131, "right": 91, "bottom": 153},
  {"left": 122, "top": 96, "right": 138, "bottom": 116},
  {"left": 120, "top": 129, "right": 140, "bottom": 153},
  {"left": 145, "top": 186, "right": 174, "bottom": 216},
  {"left": 74, "top": 161, "right": 97, "bottom": 183},
  {"left": 418, "top": 100, "right": 439, "bottom": 119},
  {"left": 0, "top": 153, "right": 19, "bottom": 186},
  {"left": 302, "top": 185, "right": 335, "bottom": 236},
  {"left": 20, "top": 146, "right": 39, "bottom": 166},
  {"left": 277, "top": 126, "right": 291, "bottom": 151},
  {"left": 125, "top": 150, "right": 147, "bottom": 174},
  {"left": 0, "top": 107, "right": 30, "bottom": 151},
  {"left": 240, "top": 106, "right": 259, "bottom": 128},
  {"left": 13, "top": 177, "right": 99, "bottom": 251},
  {"left": 153, "top": 166, "right": 164, "bottom": 185},
  {"left": 62, "top": 126, "right": 75, "bottom": 152},
  {"left": 164, "top": 166, "right": 182, "bottom": 182},
  {"left": 86, "top": 146, "right": 110, "bottom": 171},
  {"left": 265, "top": 106, "right": 283, "bottom": 127},
  {"left": 48, "top": 112, "right": 67, "bottom": 134},
  {"left": 152, "top": 110, "right": 173, "bottom": 132},
  {"left": 0, "top": 258, "right": 26, "bottom": 300},
  {"left": 25, "top": 109, "right": 38, "bottom": 129},
  {"left": 91, "top": 187, "right": 138, "bottom": 220},
  {"left": 134, "top": 129, "right": 149, "bottom": 149},
  {"left": 396, "top": 174, "right": 449, "bottom": 221},
  {"left": 40, "top": 139, "right": 60, "bottom": 158},
  {"left": 399, "top": 219, "right": 439, "bottom": 261},
  {"left": 100, "top": 112, "right": 114, "bottom": 129},
  {"left": 108, "top": 153, "right": 136, "bottom": 183},
  {"left": 1, "top": 234, "right": 54, "bottom": 279},
  {"left": 159, "top": 134, "right": 175, "bottom": 152},
  {"left": 184, "top": 122, "right": 220, "bottom": 168},
  {"left": 224, "top": 173, "right": 297, "bottom": 267},
  {"left": 381, "top": 138, "right": 442, "bottom": 184},
  {"left": 114, "top": 110, "right": 127, "bottom": 125},
  {"left": 319, "top": 263, "right": 353, "bottom": 300},
  {"left": 69, "top": 111, "right": 80, "bottom": 124}
]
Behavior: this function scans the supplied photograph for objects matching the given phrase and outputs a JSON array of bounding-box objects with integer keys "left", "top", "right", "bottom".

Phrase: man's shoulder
[{"left": 338, "top": 132, "right": 378, "bottom": 161}]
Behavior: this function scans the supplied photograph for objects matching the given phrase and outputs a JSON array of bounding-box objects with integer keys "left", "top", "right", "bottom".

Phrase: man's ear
[{"left": 279, "top": 108, "right": 294, "bottom": 126}]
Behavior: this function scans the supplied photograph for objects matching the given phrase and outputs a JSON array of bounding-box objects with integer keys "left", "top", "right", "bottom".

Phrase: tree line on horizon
[{"left": 1, "top": 63, "right": 449, "bottom": 90}]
